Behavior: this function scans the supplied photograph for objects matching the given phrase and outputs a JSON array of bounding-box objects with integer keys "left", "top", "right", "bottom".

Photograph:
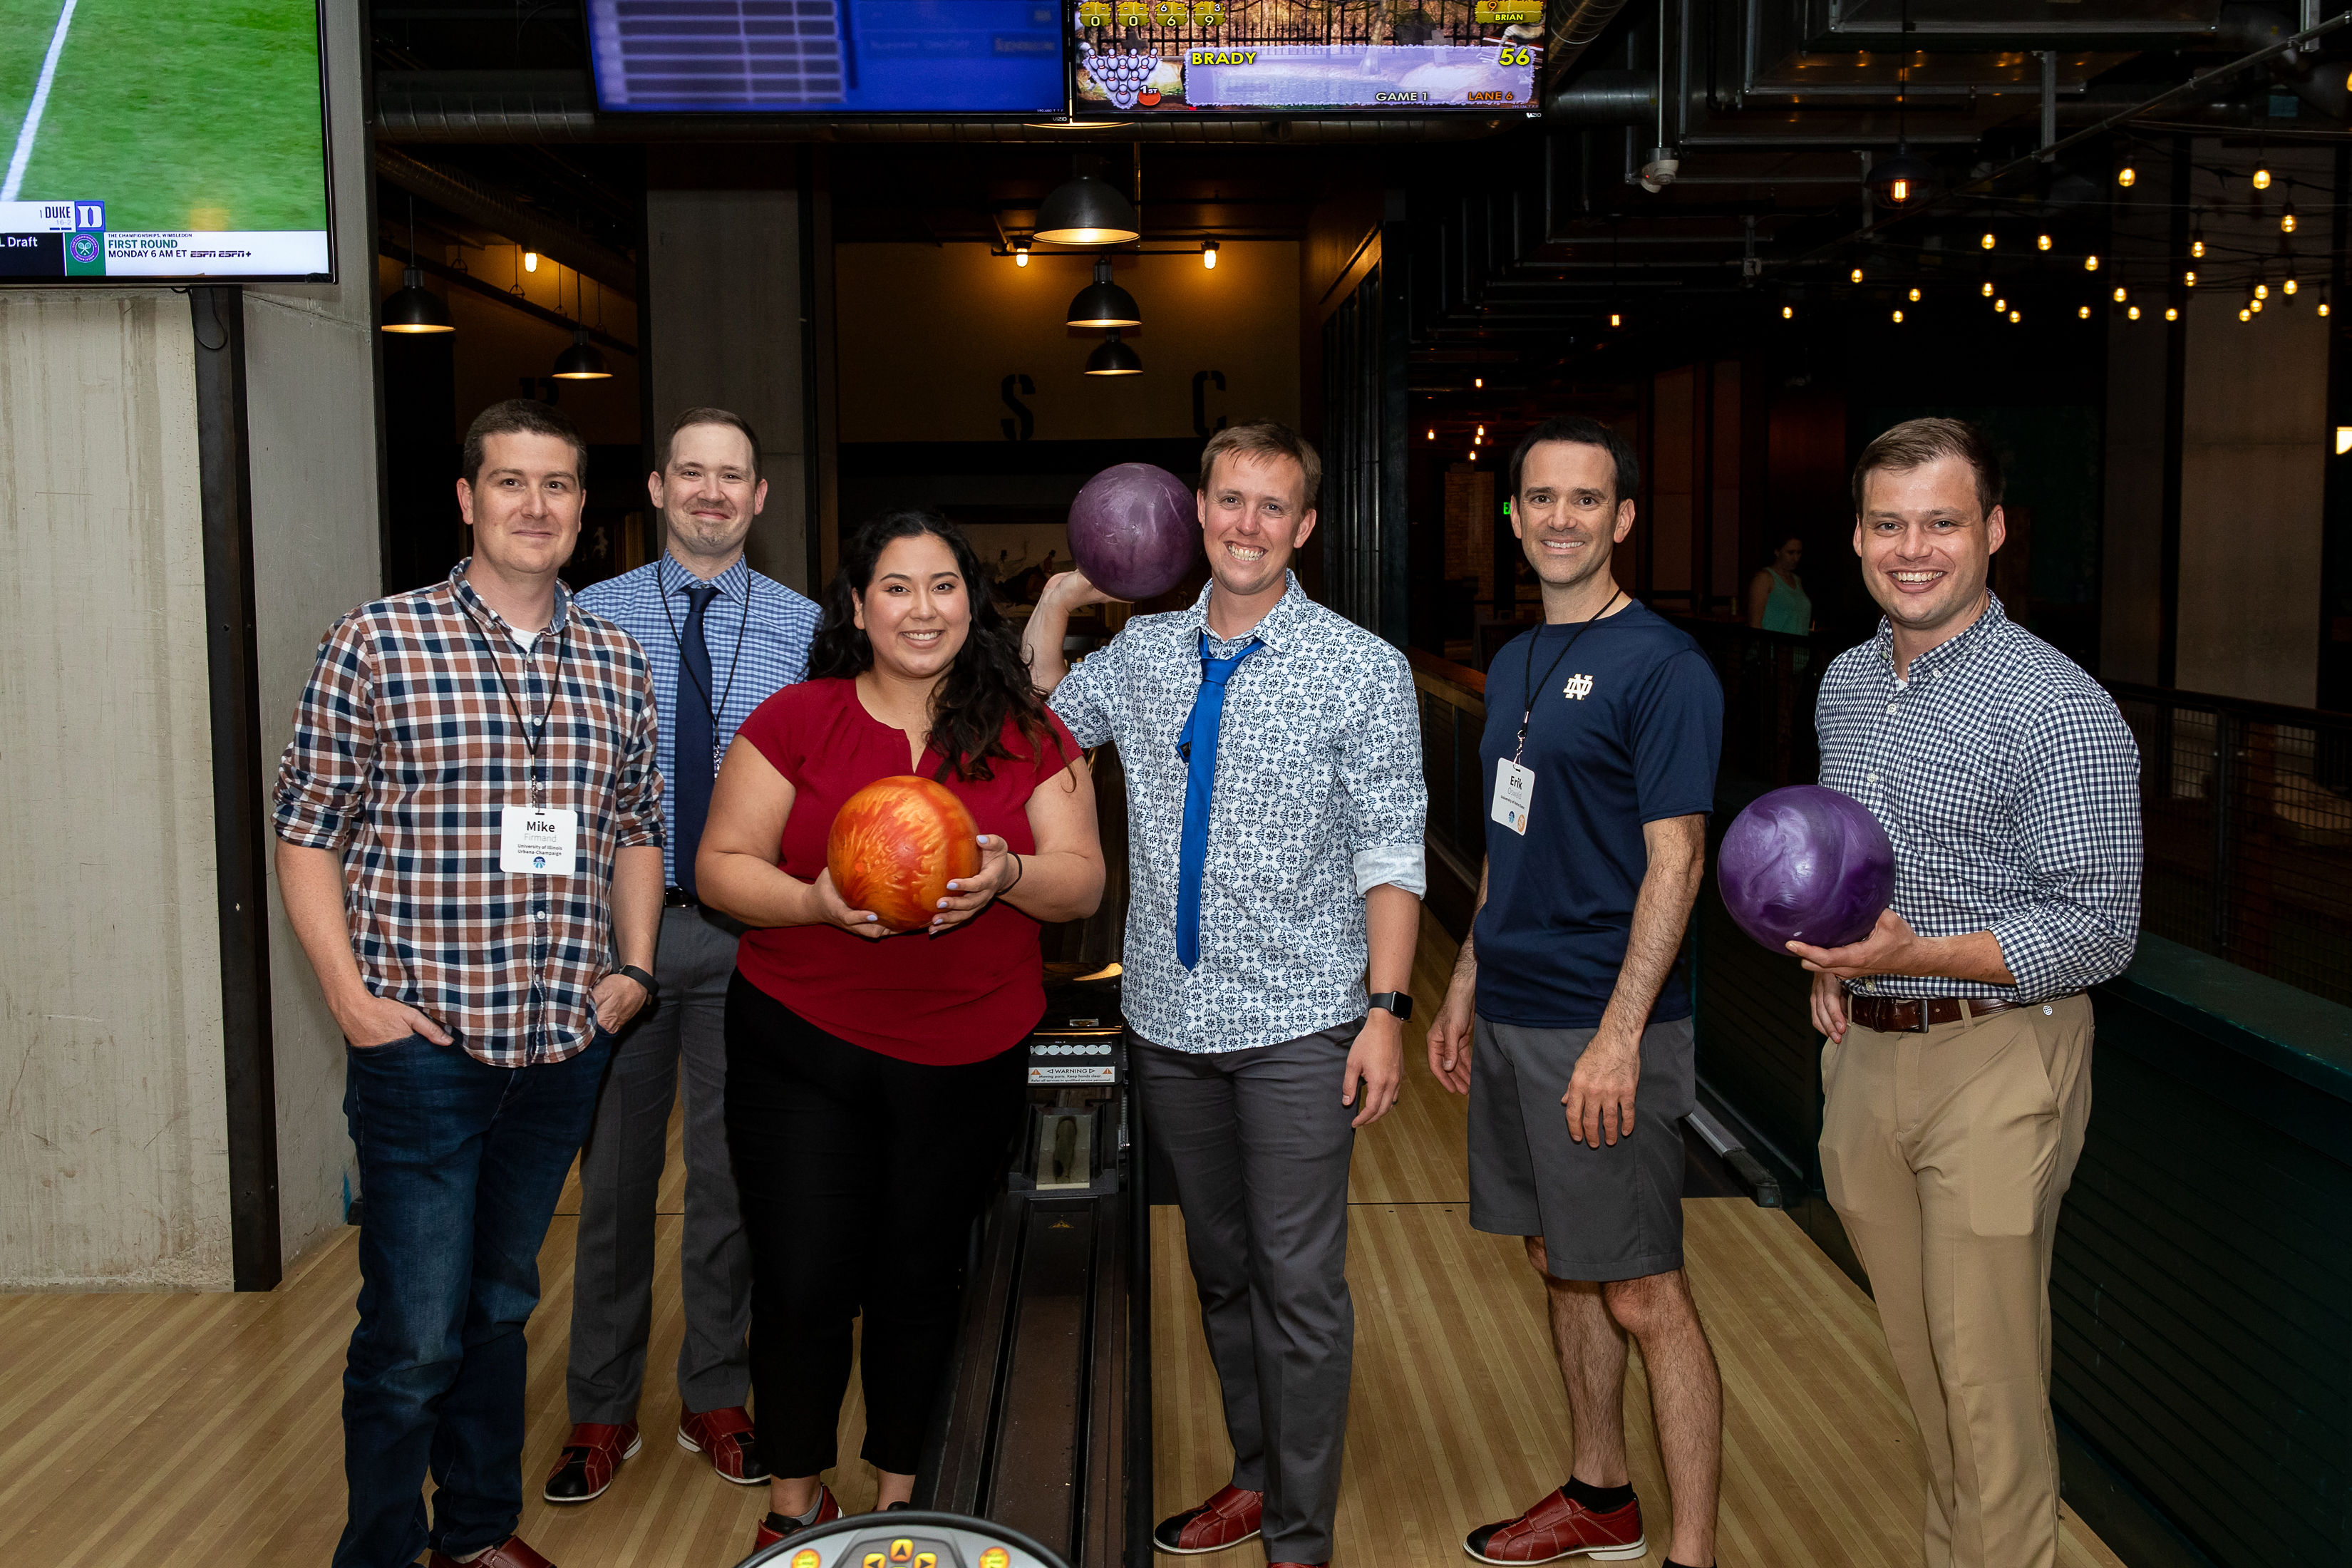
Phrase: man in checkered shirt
[
  {"left": 1793, "top": 418, "right": 2140, "bottom": 1568},
  {"left": 274, "top": 400, "right": 665, "bottom": 1568}
]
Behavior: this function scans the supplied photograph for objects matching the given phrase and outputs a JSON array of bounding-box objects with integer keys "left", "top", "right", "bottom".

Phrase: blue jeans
[{"left": 334, "top": 1030, "right": 614, "bottom": 1568}]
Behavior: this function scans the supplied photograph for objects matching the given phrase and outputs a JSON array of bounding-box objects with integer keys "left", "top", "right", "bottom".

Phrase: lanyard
[
  {"left": 1513, "top": 589, "right": 1621, "bottom": 765},
  {"left": 657, "top": 557, "right": 753, "bottom": 731},
  {"left": 468, "top": 609, "right": 568, "bottom": 805}
]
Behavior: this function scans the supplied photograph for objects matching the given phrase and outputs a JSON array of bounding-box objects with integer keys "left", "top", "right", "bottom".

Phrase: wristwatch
[
  {"left": 1368, "top": 991, "right": 1414, "bottom": 1020},
  {"left": 619, "top": 964, "right": 659, "bottom": 1002}
]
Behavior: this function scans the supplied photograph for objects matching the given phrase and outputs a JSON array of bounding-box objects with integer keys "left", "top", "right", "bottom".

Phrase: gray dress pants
[
  {"left": 1134, "top": 1019, "right": 1361, "bottom": 1566},
  {"left": 566, "top": 904, "right": 752, "bottom": 1423}
]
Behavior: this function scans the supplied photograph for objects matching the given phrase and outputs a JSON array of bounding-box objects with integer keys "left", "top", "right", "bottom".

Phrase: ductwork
[
  {"left": 1545, "top": 68, "right": 1656, "bottom": 124},
  {"left": 1545, "top": 0, "right": 1641, "bottom": 88},
  {"left": 373, "top": 145, "right": 637, "bottom": 296}
]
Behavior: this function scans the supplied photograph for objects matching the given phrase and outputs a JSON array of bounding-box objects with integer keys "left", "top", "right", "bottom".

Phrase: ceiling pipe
[
  {"left": 1546, "top": 69, "right": 1656, "bottom": 124},
  {"left": 1544, "top": 0, "right": 1643, "bottom": 91},
  {"left": 373, "top": 145, "right": 636, "bottom": 298}
]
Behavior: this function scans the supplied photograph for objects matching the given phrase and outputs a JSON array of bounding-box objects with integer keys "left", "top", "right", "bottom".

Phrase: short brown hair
[
  {"left": 462, "top": 398, "right": 587, "bottom": 489},
  {"left": 1199, "top": 421, "right": 1322, "bottom": 509},
  {"left": 662, "top": 406, "right": 763, "bottom": 479},
  {"left": 1851, "top": 416, "right": 2003, "bottom": 518}
]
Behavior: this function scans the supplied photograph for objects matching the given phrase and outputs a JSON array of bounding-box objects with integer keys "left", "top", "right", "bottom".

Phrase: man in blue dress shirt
[
  {"left": 546, "top": 408, "right": 820, "bottom": 1506},
  {"left": 1024, "top": 422, "right": 1428, "bottom": 1568}
]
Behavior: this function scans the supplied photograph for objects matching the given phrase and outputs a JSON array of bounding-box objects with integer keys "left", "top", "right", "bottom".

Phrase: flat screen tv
[
  {"left": 588, "top": 0, "right": 1068, "bottom": 113},
  {"left": 1071, "top": 0, "right": 1541, "bottom": 114},
  {"left": 0, "top": 0, "right": 332, "bottom": 282}
]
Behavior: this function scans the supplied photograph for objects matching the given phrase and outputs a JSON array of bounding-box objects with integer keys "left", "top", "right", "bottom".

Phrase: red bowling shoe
[
  {"left": 752, "top": 1485, "right": 843, "bottom": 1551},
  {"left": 1152, "top": 1483, "right": 1264, "bottom": 1554},
  {"left": 1463, "top": 1487, "right": 1646, "bottom": 1564},
  {"left": 677, "top": 1404, "right": 769, "bottom": 1485},
  {"left": 540, "top": 1422, "right": 639, "bottom": 1502},
  {"left": 426, "top": 1539, "right": 555, "bottom": 1568}
]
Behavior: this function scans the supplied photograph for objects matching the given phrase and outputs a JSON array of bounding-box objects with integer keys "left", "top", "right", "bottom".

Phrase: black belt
[
  {"left": 1847, "top": 992, "right": 2078, "bottom": 1033},
  {"left": 664, "top": 886, "right": 697, "bottom": 909}
]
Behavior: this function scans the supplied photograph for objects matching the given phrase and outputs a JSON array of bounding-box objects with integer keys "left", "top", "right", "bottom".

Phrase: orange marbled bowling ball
[{"left": 825, "top": 775, "right": 984, "bottom": 934}]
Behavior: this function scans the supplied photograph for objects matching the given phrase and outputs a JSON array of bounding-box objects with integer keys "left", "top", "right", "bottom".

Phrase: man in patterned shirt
[
  {"left": 1023, "top": 422, "right": 1428, "bottom": 1568},
  {"left": 548, "top": 409, "right": 819, "bottom": 1509},
  {"left": 274, "top": 399, "right": 665, "bottom": 1568},
  {"left": 1795, "top": 418, "right": 2140, "bottom": 1568}
]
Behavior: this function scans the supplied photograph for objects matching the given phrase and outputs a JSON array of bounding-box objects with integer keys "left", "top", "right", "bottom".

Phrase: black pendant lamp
[
  {"left": 1084, "top": 330, "right": 1142, "bottom": 376},
  {"left": 381, "top": 193, "right": 453, "bottom": 334},
  {"left": 1066, "top": 258, "right": 1142, "bottom": 328},
  {"left": 551, "top": 273, "right": 612, "bottom": 380},
  {"left": 1864, "top": 0, "right": 1936, "bottom": 209},
  {"left": 552, "top": 328, "right": 610, "bottom": 380},
  {"left": 1036, "top": 175, "right": 1140, "bottom": 245}
]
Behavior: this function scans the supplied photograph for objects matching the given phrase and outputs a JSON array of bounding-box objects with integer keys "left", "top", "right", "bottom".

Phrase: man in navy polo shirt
[{"left": 1427, "top": 415, "right": 1725, "bottom": 1568}]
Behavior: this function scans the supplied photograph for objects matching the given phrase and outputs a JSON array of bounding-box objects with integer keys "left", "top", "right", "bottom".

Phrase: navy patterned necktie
[{"left": 674, "top": 579, "right": 719, "bottom": 897}]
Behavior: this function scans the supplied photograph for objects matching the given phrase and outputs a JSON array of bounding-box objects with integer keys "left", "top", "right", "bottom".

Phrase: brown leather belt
[{"left": 1846, "top": 992, "right": 2076, "bottom": 1033}]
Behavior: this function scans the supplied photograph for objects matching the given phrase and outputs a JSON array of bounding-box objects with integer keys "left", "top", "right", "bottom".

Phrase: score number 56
[{"left": 1494, "top": 46, "right": 1537, "bottom": 66}]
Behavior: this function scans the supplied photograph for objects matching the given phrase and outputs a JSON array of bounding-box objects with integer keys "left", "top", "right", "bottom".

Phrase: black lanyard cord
[
  {"left": 657, "top": 555, "right": 753, "bottom": 731},
  {"left": 467, "top": 609, "right": 569, "bottom": 800},
  {"left": 1514, "top": 589, "right": 1622, "bottom": 765}
]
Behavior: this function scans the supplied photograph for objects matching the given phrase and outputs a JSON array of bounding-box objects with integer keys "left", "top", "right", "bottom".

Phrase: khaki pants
[{"left": 1818, "top": 996, "right": 2093, "bottom": 1568}]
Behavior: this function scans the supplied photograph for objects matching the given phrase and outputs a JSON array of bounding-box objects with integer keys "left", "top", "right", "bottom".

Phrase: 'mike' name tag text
[
  {"left": 1490, "top": 760, "right": 1535, "bottom": 835},
  {"left": 500, "top": 805, "right": 578, "bottom": 875}
]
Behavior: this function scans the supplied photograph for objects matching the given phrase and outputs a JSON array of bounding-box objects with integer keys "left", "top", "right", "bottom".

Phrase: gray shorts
[{"left": 1468, "top": 1014, "right": 1696, "bottom": 1283}]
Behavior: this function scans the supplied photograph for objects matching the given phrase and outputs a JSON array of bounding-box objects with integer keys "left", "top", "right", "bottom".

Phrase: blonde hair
[{"left": 1199, "top": 421, "right": 1322, "bottom": 507}]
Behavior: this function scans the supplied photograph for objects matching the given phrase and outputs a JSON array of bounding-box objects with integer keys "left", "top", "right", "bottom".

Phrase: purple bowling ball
[
  {"left": 1068, "top": 463, "right": 1198, "bottom": 602},
  {"left": 1718, "top": 785, "right": 1897, "bottom": 952}
]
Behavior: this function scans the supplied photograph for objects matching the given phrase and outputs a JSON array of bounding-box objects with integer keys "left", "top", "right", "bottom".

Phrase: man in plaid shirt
[
  {"left": 274, "top": 400, "right": 665, "bottom": 1568},
  {"left": 1795, "top": 418, "right": 2140, "bottom": 1568}
]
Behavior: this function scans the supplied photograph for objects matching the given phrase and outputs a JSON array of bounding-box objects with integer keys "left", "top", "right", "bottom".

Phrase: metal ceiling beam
[{"left": 374, "top": 146, "right": 637, "bottom": 298}]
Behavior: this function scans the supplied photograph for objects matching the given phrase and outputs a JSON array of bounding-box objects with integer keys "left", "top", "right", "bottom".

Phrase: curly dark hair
[{"left": 808, "top": 510, "right": 1070, "bottom": 783}]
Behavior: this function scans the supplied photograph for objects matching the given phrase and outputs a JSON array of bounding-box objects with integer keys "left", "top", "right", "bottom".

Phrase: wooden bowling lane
[{"left": 1148, "top": 911, "right": 2126, "bottom": 1568}]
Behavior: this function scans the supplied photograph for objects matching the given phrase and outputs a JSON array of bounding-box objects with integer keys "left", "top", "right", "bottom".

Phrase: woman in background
[
  {"left": 697, "top": 510, "right": 1103, "bottom": 1552},
  {"left": 1746, "top": 534, "right": 1812, "bottom": 634}
]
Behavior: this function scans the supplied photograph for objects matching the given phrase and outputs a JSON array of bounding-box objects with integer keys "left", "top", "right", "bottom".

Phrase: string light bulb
[
  {"left": 1981, "top": 232, "right": 1996, "bottom": 250},
  {"left": 1202, "top": 239, "right": 1219, "bottom": 269},
  {"left": 2129, "top": 305, "right": 2142, "bottom": 320},
  {"left": 2321, "top": 290, "right": 2332, "bottom": 317},
  {"left": 2079, "top": 304, "right": 2092, "bottom": 319},
  {"left": 2113, "top": 286, "right": 2128, "bottom": 303},
  {"left": 1909, "top": 287, "right": 1922, "bottom": 301},
  {"left": 1476, "top": 424, "right": 1485, "bottom": 438},
  {"left": 1474, "top": 376, "right": 1483, "bottom": 388},
  {"left": 2256, "top": 281, "right": 2269, "bottom": 299},
  {"left": 2254, "top": 167, "right": 2272, "bottom": 190},
  {"left": 2009, "top": 309, "right": 2021, "bottom": 323},
  {"left": 1981, "top": 280, "right": 1995, "bottom": 297},
  {"left": 2252, "top": 294, "right": 2265, "bottom": 313},
  {"left": 1427, "top": 428, "right": 1435, "bottom": 440},
  {"left": 2037, "top": 233, "right": 2053, "bottom": 251},
  {"left": 2286, "top": 274, "right": 2300, "bottom": 296},
  {"left": 2085, "top": 254, "right": 2101, "bottom": 272},
  {"left": 2165, "top": 306, "right": 2180, "bottom": 321},
  {"left": 2185, "top": 269, "right": 2198, "bottom": 287},
  {"left": 1609, "top": 311, "right": 1623, "bottom": 328},
  {"left": 1013, "top": 238, "right": 1031, "bottom": 267},
  {"left": 1782, "top": 304, "right": 1794, "bottom": 319},
  {"left": 522, "top": 251, "right": 538, "bottom": 272},
  {"left": 2242, "top": 306, "right": 2254, "bottom": 321},
  {"left": 2282, "top": 205, "right": 2298, "bottom": 235},
  {"left": 1995, "top": 296, "right": 2008, "bottom": 311},
  {"left": 1893, "top": 309, "right": 1905, "bottom": 323},
  {"left": 1851, "top": 266, "right": 1864, "bottom": 283},
  {"left": 2118, "top": 165, "right": 2137, "bottom": 188},
  {"left": 2191, "top": 224, "right": 2205, "bottom": 259}
]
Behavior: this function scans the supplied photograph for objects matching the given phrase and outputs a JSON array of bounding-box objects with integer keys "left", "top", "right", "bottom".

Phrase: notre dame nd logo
[{"left": 1562, "top": 673, "right": 1596, "bottom": 701}]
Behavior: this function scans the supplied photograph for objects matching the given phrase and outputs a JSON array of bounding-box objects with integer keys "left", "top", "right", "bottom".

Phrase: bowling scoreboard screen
[
  {"left": 1071, "top": 0, "right": 1542, "bottom": 114},
  {"left": 587, "top": 1, "right": 1068, "bottom": 113},
  {"left": 0, "top": 0, "right": 332, "bottom": 283}
]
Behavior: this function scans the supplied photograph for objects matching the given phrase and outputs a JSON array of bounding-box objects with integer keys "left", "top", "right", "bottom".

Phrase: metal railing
[
  {"left": 1665, "top": 615, "right": 2352, "bottom": 1009},
  {"left": 1408, "top": 650, "right": 1488, "bottom": 886}
]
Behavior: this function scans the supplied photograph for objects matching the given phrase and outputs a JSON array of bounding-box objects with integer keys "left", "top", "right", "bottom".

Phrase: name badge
[
  {"left": 500, "top": 805, "right": 577, "bottom": 875},
  {"left": 1490, "top": 760, "right": 1535, "bottom": 835}
]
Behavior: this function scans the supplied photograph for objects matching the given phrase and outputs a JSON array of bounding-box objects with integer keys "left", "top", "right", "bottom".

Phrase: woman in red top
[{"left": 698, "top": 511, "right": 1103, "bottom": 1548}]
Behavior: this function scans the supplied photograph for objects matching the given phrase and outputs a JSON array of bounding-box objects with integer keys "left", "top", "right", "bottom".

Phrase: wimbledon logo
[{"left": 68, "top": 232, "right": 96, "bottom": 264}]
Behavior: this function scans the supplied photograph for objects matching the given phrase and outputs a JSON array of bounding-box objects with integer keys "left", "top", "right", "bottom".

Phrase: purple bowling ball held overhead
[
  {"left": 1068, "top": 463, "right": 1199, "bottom": 602},
  {"left": 1718, "top": 785, "right": 1897, "bottom": 952}
]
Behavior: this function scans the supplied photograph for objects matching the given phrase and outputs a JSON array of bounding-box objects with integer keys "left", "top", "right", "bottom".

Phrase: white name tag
[
  {"left": 1490, "top": 760, "right": 1535, "bottom": 835},
  {"left": 500, "top": 805, "right": 577, "bottom": 875}
]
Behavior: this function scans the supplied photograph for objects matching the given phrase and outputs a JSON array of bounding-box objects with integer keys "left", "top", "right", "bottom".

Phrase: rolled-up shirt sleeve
[
  {"left": 272, "top": 616, "right": 378, "bottom": 850},
  {"left": 614, "top": 653, "right": 666, "bottom": 850},
  {"left": 1341, "top": 651, "right": 1428, "bottom": 897},
  {"left": 1046, "top": 632, "right": 1125, "bottom": 749},
  {"left": 1986, "top": 689, "right": 2143, "bottom": 998}
]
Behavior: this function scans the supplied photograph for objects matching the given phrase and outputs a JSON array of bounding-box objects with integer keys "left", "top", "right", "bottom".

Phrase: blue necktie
[
  {"left": 674, "top": 579, "right": 719, "bottom": 897},
  {"left": 1175, "top": 634, "right": 1262, "bottom": 971}
]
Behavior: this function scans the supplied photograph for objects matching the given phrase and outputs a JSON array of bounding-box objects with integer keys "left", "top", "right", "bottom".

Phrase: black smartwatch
[
  {"left": 1368, "top": 991, "right": 1414, "bottom": 1020},
  {"left": 619, "top": 964, "right": 659, "bottom": 1002}
]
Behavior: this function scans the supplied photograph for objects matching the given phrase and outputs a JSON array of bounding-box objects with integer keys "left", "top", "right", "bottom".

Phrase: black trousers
[{"left": 723, "top": 971, "right": 1027, "bottom": 1478}]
